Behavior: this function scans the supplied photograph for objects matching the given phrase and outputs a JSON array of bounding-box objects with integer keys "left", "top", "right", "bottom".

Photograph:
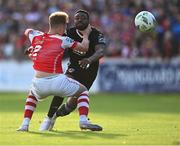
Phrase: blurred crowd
[{"left": 0, "top": 0, "right": 180, "bottom": 61}]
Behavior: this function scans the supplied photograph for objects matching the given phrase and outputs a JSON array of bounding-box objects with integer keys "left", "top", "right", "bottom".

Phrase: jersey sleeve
[
  {"left": 28, "top": 30, "right": 44, "bottom": 43},
  {"left": 94, "top": 32, "right": 106, "bottom": 45},
  {"left": 62, "top": 36, "right": 78, "bottom": 49}
]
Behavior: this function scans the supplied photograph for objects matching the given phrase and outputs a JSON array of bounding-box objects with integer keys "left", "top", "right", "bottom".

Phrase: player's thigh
[
  {"left": 30, "top": 77, "right": 53, "bottom": 100},
  {"left": 66, "top": 72, "right": 96, "bottom": 90},
  {"left": 52, "top": 74, "right": 86, "bottom": 97}
]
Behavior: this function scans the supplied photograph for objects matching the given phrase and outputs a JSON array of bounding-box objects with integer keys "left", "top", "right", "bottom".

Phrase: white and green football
[{"left": 135, "top": 11, "right": 156, "bottom": 32}]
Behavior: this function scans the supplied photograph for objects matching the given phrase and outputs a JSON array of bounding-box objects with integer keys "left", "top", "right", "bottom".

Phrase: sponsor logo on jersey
[
  {"left": 73, "top": 50, "right": 87, "bottom": 56},
  {"left": 98, "top": 34, "right": 106, "bottom": 43}
]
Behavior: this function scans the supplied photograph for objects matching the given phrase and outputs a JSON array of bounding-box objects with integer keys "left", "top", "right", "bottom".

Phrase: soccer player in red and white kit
[
  {"left": 17, "top": 11, "right": 101, "bottom": 131},
  {"left": 40, "top": 10, "right": 104, "bottom": 131}
]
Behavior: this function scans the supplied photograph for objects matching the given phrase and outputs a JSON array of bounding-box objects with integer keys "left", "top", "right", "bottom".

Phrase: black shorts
[{"left": 65, "top": 65, "right": 98, "bottom": 90}]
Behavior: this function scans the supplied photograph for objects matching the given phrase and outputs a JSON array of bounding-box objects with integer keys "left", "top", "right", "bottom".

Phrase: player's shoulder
[
  {"left": 67, "top": 27, "right": 104, "bottom": 35},
  {"left": 91, "top": 27, "right": 104, "bottom": 35},
  {"left": 28, "top": 29, "right": 44, "bottom": 42},
  {"left": 66, "top": 27, "right": 76, "bottom": 35},
  {"left": 30, "top": 30, "right": 44, "bottom": 36},
  {"left": 52, "top": 35, "right": 73, "bottom": 42},
  {"left": 68, "top": 27, "right": 76, "bottom": 31},
  {"left": 60, "top": 36, "right": 75, "bottom": 45},
  {"left": 90, "top": 27, "right": 106, "bottom": 44}
]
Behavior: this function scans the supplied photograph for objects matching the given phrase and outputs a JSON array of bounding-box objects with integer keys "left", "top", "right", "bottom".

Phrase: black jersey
[
  {"left": 65, "top": 27, "right": 106, "bottom": 89},
  {"left": 66, "top": 27, "right": 106, "bottom": 70}
]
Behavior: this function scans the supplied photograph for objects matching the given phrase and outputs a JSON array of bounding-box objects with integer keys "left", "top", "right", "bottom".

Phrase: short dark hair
[
  {"left": 75, "top": 9, "right": 89, "bottom": 19},
  {"left": 49, "top": 11, "right": 69, "bottom": 28}
]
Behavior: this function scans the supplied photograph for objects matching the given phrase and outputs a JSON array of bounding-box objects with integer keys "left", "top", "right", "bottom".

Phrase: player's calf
[
  {"left": 56, "top": 98, "right": 77, "bottom": 117},
  {"left": 17, "top": 95, "right": 38, "bottom": 132}
]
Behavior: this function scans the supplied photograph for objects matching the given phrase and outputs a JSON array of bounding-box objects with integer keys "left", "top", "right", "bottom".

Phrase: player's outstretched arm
[
  {"left": 88, "top": 44, "right": 105, "bottom": 62},
  {"left": 78, "top": 44, "right": 105, "bottom": 69},
  {"left": 24, "top": 28, "right": 34, "bottom": 37},
  {"left": 73, "top": 25, "right": 92, "bottom": 52},
  {"left": 74, "top": 37, "right": 89, "bottom": 52}
]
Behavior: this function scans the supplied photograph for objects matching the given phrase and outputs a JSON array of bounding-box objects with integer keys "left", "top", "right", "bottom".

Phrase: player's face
[{"left": 74, "top": 12, "right": 89, "bottom": 30}]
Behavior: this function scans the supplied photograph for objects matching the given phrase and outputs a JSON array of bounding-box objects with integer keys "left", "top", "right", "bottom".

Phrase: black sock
[
  {"left": 47, "top": 96, "right": 64, "bottom": 118},
  {"left": 56, "top": 102, "right": 77, "bottom": 117}
]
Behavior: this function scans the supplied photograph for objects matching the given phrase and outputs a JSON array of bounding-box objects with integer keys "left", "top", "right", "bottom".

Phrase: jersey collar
[{"left": 76, "top": 29, "right": 83, "bottom": 38}]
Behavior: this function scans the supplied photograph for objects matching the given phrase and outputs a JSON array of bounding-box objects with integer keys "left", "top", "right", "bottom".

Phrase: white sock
[
  {"left": 22, "top": 118, "right": 30, "bottom": 126},
  {"left": 80, "top": 115, "right": 88, "bottom": 122}
]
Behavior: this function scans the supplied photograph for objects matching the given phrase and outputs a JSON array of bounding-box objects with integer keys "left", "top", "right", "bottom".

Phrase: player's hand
[
  {"left": 24, "top": 46, "right": 33, "bottom": 55},
  {"left": 79, "top": 58, "right": 92, "bottom": 69}
]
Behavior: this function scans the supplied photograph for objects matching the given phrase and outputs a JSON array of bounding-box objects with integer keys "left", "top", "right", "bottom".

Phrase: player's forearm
[
  {"left": 76, "top": 37, "right": 89, "bottom": 52},
  {"left": 81, "top": 37, "right": 89, "bottom": 50},
  {"left": 88, "top": 47, "right": 104, "bottom": 63}
]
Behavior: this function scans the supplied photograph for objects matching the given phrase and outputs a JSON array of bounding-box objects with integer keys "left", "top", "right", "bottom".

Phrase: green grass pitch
[{"left": 0, "top": 92, "right": 180, "bottom": 145}]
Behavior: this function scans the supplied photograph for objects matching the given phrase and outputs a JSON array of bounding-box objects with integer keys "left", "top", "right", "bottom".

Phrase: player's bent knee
[
  {"left": 67, "top": 98, "right": 77, "bottom": 108},
  {"left": 66, "top": 98, "right": 77, "bottom": 112},
  {"left": 73, "top": 84, "right": 87, "bottom": 98},
  {"left": 56, "top": 98, "right": 77, "bottom": 117}
]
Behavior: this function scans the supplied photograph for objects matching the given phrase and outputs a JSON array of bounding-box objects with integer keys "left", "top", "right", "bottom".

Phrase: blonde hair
[{"left": 49, "top": 11, "right": 69, "bottom": 28}]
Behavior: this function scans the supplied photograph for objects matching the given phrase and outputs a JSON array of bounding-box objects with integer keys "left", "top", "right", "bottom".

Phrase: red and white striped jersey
[{"left": 27, "top": 30, "right": 77, "bottom": 73}]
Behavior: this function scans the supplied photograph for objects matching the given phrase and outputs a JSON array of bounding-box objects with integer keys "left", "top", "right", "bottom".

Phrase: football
[{"left": 134, "top": 11, "right": 156, "bottom": 32}]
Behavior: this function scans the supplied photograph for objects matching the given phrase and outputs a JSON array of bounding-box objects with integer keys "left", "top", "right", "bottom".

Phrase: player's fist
[
  {"left": 79, "top": 58, "right": 91, "bottom": 69},
  {"left": 24, "top": 46, "right": 33, "bottom": 56}
]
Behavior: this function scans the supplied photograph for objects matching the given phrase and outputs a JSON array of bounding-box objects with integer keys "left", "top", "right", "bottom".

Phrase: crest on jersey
[
  {"left": 68, "top": 68, "right": 75, "bottom": 73},
  {"left": 65, "top": 37, "right": 74, "bottom": 43}
]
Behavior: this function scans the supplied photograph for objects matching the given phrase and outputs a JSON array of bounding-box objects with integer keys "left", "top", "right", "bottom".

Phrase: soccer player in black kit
[{"left": 40, "top": 10, "right": 106, "bottom": 131}]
